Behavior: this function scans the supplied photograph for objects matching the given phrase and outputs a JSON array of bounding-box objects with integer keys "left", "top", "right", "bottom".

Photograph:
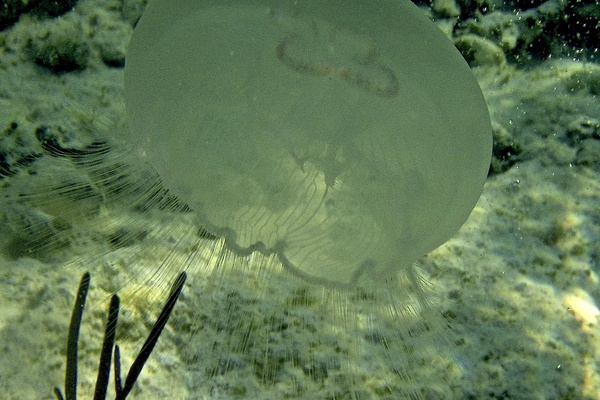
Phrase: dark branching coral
[{"left": 53, "top": 271, "right": 187, "bottom": 400}]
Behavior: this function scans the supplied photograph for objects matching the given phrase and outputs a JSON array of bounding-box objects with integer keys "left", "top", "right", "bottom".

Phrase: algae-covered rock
[
  {"left": 566, "top": 68, "right": 600, "bottom": 96},
  {"left": 0, "top": 0, "right": 30, "bottom": 30},
  {"left": 0, "top": 0, "right": 79, "bottom": 31},
  {"left": 25, "top": 18, "right": 90, "bottom": 73},
  {"left": 28, "top": 0, "right": 78, "bottom": 18},
  {"left": 455, "top": 0, "right": 598, "bottom": 65},
  {"left": 455, "top": 34, "right": 507, "bottom": 66},
  {"left": 432, "top": 0, "right": 461, "bottom": 17},
  {"left": 490, "top": 122, "right": 523, "bottom": 174}
]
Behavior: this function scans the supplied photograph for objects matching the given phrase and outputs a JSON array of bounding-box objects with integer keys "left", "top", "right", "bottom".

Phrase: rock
[
  {"left": 454, "top": 34, "right": 507, "bottom": 66},
  {"left": 490, "top": 122, "right": 522, "bottom": 174},
  {"left": 25, "top": 18, "right": 90, "bottom": 74},
  {"left": 432, "top": 0, "right": 461, "bottom": 18}
]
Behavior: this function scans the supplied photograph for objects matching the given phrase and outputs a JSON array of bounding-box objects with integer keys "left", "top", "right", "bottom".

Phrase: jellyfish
[{"left": 124, "top": 0, "right": 492, "bottom": 288}]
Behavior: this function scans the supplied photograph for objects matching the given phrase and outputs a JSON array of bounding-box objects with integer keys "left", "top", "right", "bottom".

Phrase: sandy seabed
[{"left": 1, "top": 0, "right": 599, "bottom": 399}]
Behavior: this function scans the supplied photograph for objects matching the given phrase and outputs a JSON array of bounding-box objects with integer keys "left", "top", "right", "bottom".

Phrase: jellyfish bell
[{"left": 124, "top": 0, "right": 492, "bottom": 287}]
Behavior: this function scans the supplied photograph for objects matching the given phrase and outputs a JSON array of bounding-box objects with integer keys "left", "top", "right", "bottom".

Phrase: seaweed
[{"left": 54, "top": 271, "right": 187, "bottom": 400}]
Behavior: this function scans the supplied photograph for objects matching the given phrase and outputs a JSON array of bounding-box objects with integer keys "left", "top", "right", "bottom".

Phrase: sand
[{"left": 0, "top": 0, "right": 599, "bottom": 399}]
